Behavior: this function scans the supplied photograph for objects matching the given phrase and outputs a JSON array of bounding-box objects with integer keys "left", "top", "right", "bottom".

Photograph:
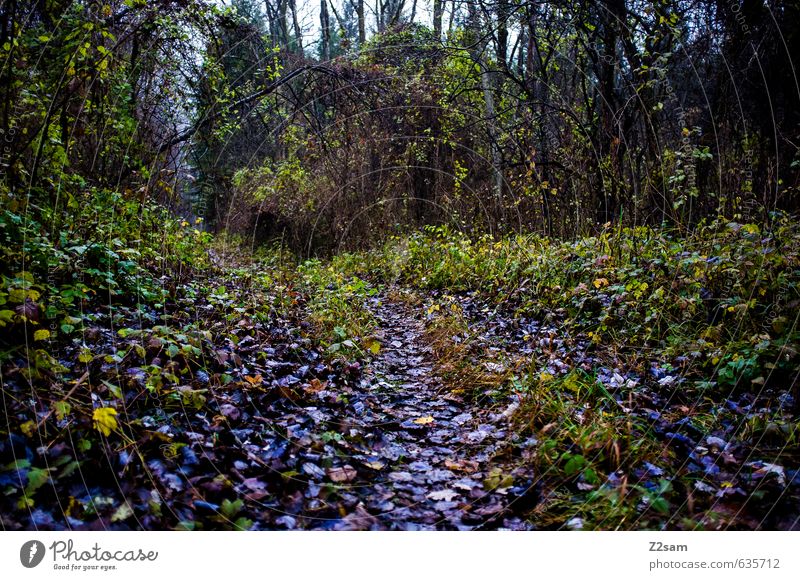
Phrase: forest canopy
[{"left": 2, "top": 0, "right": 797, "bottom": 250}]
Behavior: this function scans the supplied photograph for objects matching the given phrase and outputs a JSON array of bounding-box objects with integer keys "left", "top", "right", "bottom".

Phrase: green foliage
[
  {"left": 0, "top": 188, "right": 213, "bottom": 345},
  {"left": 297, "top": 258, "right": 378, "bottom": 350},
  {"left": 351, "top": 219, "right": 799, "bottom": 369}
]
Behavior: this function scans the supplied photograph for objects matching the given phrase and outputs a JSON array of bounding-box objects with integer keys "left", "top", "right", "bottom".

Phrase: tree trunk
[
  {"left": 357, "top": 0, "right": 365, "bottom": 45},
  {"left": 468, "top": 2, "right": 503, "bottom": 222},
  {"left": 433, "top": 0, "right": 443, "bottom": 39},
  {"left": 320, "top": 0, "right": 331, "bottom": 61},
  {"left": 289, "top": 0, "right": 303, "bottom": 53},
  {"left": 278, "top": 0, "right": 289, "bottom": 48},
  {"left": 496, "top": 1, "right": 509, "bottom": 69}
]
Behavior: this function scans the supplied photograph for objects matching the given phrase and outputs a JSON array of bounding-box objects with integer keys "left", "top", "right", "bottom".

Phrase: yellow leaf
[
  {"left": 413, "top": 416, "right": 435, "bottom": 425},
  {"left": 92, "top": 407, "right": 118, "bottom": 436},
  {"left": 20, "top": 420, "right": 37, "bottom": 437},
  {"left": 365, "top": 339, "right": 381, "bottom": 354},
  {"left": 244, "top": 374, "right": 263, "bottom": 385},
  {"left": 592, "top": 278, "right": 609, "bottom": 289},
  {"left": 540, "top": 372, "right": 554, "bottom": 382},
  {"left": 33, "top": 329, "right": 50, "bottom": 341}
]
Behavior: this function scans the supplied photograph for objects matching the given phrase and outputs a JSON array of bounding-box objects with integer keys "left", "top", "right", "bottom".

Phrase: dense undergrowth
[
  {"left": 305, "top": 218, "right": 800, "bottom": 528},
  {"left": 1, "top": 189, "right": 310, "bottom": 529},
  {"left": 330, "top": 219, "right": 799, "bottom": 395},
  {"left": 2, "top": 186, "right": 799, "bottom": 529}
]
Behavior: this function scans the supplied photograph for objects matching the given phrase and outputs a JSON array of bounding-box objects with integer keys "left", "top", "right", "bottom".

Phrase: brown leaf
[
  {"left": 444, "top": 458, "right": 478, "bottom": 473},
  {"left": 304, "top": 378, "right": 326, "bottom": 394},
  {"left": 362, "top": 460, "right": 385, "bottom": 471},
  {"left": 327, "top": 465, "right": 357, "bottom": 483}
]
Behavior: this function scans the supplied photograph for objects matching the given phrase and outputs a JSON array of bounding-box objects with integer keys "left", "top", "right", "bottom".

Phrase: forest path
[{"left": 313, "top": 290, "right": 536, "bottom": 530}]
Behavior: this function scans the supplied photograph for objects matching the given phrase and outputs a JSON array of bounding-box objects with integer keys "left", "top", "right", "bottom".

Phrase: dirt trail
[{"left": 311, "top": 293, "right": 536, "bottom": 530}]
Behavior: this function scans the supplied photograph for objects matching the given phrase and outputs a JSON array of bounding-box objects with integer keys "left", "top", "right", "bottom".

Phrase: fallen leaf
[
  {"left": 362, "top": 460, "right": 385, "bottom": 470},
  {"left": 219, "top": 403, "right": 241, "bottom": 421},
  {"left": 444, "top": 458, "right": 478, "bottom": 473},
  {"left": 20, "top": 420, "right": 37, "bottom": 437},
  {"left": 364, "top": 338, "right": 381, "bottom": 354},
  {"left": 427, "top": 489, "right": 459, "bottom": 501},
  {"left": 304, "top": 378, "right": 326, "bottom": 393},
  {"left": 92, "top": 407, "right": 118, "bottom": 437},
  {"left": 327, "top": 465, "right": 357, "bottom": 483},
  {"left": 747, "top": 461, "right": 787, "bottom": 485},
  {"left": 111, "top": 502, "right": 134, "bottom": 522},
  {"left": 413, "top": 416, "right": 435, "bottom": 425}
]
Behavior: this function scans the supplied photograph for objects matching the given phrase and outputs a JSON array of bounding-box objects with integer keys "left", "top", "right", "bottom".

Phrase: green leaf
[
  {"left": 650, "top": 496, "right": 670, "bottom": 514},
  {"left": 0, "top": 309, "right": 16, "bottom": 326},
  {"left": 233, "top": 517, "right": 253, "bottom": 530},
  {"left": 25, "top": 467, "right": 52, "bottom": 494},
  {"left": 220, "top": 498, "right": 243, "bottom": 518},
  {"left": 53, "top": 401, "right": 71, "bottom": 421},
  {"left": 174, "top": 521, "right": 196, "bottom": 531},
  {"left": 564, "top": 454, "right": 587, "bottom": 476},
  {"left": 102, "top": 380, "right": 123, "bottom": 400},
  {"left": 2, "top": 458, "right": 31, "bottom": 472}
]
